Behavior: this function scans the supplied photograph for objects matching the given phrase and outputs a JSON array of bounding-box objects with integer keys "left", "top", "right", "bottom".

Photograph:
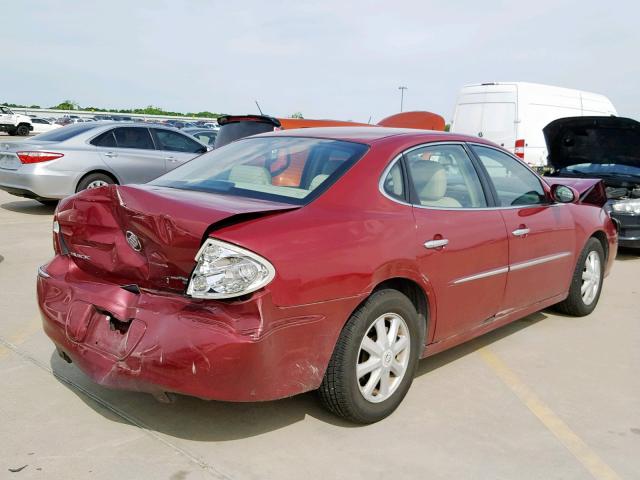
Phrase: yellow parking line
[
  {"left": 0, "top": 318, "right": 42, "bottom": 360},
  {"left": 479, "top": 348, "right": 621, "bottom": 480}
]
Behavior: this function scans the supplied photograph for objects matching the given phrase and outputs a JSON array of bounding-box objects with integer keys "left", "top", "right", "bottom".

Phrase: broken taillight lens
[{"left": 17, "top": 151, "right": 64, "bottom": 164}]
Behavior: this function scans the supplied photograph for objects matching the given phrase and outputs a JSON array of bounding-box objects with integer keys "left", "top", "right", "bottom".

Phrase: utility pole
[{"left": 398, "top": 86, "right": 408, "bottom": 112}]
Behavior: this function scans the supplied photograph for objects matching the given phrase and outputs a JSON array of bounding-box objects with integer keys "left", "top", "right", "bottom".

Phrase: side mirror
[{"left": 550, "top": 184, "right": 578, "bottom": 204}]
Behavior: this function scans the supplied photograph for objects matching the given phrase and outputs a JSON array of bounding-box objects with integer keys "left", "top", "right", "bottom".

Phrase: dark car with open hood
[{"left": 545, "top": 116, "right": 640, "bottom": 249}]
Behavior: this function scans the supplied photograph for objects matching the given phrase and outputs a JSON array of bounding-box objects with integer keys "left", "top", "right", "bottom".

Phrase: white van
[{"left": 450, "top": 82, "right": 617, "bottom": 166}]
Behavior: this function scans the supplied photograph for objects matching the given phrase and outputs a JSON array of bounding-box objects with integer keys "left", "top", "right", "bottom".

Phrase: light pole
[{"left": 398, "top": 86, "right": 407, "bottom": 112}]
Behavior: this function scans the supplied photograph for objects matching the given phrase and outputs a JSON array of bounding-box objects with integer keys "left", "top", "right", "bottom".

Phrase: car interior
[{"left": 404, "top": 145, "right": 487, "bottom": 208}]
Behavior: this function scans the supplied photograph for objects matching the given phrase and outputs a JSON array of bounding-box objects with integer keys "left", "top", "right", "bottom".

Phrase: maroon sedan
[{"left": 38, "top": 128, "right": 617, "bottom": 423}]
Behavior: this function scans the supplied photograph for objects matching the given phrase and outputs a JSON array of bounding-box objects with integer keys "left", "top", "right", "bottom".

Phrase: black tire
[
  {"left": 554, "top": 238, "right": 605, "bottom": 316},
  {"left": 318, "top": 289, "right": 422, "bottom": 423},
  {"left": 36, "top": 199, "right": 58, "bottom": 206},
  {"left": 16, "top": 124, "right": 30, "bottom": 136},
  {"left": 76, "top": 172, "right": 116, "bottom": 192}
]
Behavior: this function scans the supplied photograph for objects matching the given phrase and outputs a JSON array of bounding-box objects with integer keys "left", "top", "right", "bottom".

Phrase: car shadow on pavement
[
  {"left": 616, "top": 248, "right": 640, "bottom": 261},
  {"left": 48, "top": 311, "right": 546, "bottom": 441},
  {"left": 1, "top": 199, "right": 56, "bottom": 215},
  {"left": 414, "top": 312, "right": 546, "bottom": 378}
]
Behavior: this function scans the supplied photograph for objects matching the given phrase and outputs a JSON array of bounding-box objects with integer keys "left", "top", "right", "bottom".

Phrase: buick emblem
[{"left": 125, "top": 231, "right": 142, "bottom": 251}]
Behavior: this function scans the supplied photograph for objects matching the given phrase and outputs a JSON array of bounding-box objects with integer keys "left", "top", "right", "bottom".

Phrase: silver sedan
[{"left": 0, "top": 122, "right": 208, "bottom": 204}]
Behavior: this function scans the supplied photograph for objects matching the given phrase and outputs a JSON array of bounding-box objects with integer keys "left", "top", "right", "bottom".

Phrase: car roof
[{"left": 254, "top": 126, "right": 491, "bottom": 145}]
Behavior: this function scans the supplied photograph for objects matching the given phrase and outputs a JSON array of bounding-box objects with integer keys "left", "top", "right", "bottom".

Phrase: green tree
[
  {"left": 291, "top": 112, "right": 304, "bottom": 119},
  {"left": 51, "top": 100, "right": 79, "bottom": 110}
]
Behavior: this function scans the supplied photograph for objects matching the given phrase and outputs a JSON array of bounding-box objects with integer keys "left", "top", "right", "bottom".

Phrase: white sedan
[{"left": 30, "top": 118, "right": 61, "bottom": 134}]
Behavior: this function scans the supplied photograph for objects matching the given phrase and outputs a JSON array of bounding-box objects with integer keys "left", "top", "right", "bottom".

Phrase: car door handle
[
  {"left": 424, "top": 239, "right": 449, "bottom": 249},
  {"left": 165, "top": 156, "right": 177, "bottom": 162},
  {"left": 512, "top": 228, "right": 530, "bottom": 237},
  {"left": 104, "top": 152, "right": 118, "bottom": 158}
]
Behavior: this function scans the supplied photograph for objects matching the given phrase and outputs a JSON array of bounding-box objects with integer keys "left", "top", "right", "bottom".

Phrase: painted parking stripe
[{"left": 479, "top": 348, "right": 621, "bottom": 480}]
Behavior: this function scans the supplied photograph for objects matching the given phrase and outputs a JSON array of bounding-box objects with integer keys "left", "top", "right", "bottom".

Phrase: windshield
[
  {"left": 151, "top": 136, "right": 369, "bottom": 205},
  {"left": 32, "top": 123, "right": 97, "bottom": 141},
  {"left": 559, "top": 163, "right": 640, "bottom": 178},
  {"left": 214, "top": 121, "right": 276, "bottom": 148}
]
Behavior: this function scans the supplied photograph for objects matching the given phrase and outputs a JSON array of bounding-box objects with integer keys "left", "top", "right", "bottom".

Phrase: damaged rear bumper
[{"left": 37, "top": 256, "right": 362, "bottom": 401}]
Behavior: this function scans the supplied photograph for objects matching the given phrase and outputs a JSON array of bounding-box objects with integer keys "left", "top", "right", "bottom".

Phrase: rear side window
[
  {"left": 152, "top": 129, "right": 205, "bottom": 153},
  {"left": 472, "top": 145, "right": 547, "bottom": 206},
  {"left": 113, "top": 127, "right": 154, "bottom": 150},
  {"left": 32, "top": 123, "right": 96, "bottom": 141},
  {"left": 214, "top": 121, "right": 275, "bottom": 148},
  {"left": 91, "top": 130, "right": 117, "bottom": 147},
  {"left": 382, "top": 162, "right": 405, "bottom": 201}
]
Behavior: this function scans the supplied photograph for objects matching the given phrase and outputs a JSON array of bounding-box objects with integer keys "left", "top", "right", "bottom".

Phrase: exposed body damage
[
  {"left": 543, "top": 177, "right": 608, "bottom": 208},
  {"left": 39, "top": 255, "right": 363, "bottom": 400}
]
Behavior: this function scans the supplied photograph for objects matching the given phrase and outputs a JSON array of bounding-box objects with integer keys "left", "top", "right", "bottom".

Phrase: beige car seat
[
  {"left": 412, "top": 161, "right": 461, "bottom": 208},
  {"left": 228, "top": 165, "right": 271, "bottom": 185}
]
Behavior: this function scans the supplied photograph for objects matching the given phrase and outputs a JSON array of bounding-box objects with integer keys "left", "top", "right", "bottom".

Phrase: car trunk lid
[{"left": 56, "top": 184, "right": 298, "bottom": 292}]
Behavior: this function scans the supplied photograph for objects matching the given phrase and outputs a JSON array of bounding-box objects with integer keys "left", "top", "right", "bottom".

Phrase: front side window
[
  {"left": 471, "top": 145, "right": 547, "bottom": 206},
  {"left": 191, "top": 131, "right": 217, "bottom": 146},
  {"left": 113, "top": 127, "right": 154, "bottom": 150},
  {"left": 405, "top": 144, "right": 487, "bottom": 208},
  {"left": 152, "top": 129, "right": 205, "bottom": 153},
  {"left": 151, "top": 137, "right": 369, "bottom": 205}
]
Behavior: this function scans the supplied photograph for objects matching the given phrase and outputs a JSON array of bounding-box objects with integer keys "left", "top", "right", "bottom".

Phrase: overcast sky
[{"left": 2, "top": 1, "right": 639, "bottom": 122}]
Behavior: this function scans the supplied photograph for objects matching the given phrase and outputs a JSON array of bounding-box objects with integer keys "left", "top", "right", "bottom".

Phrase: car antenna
[{"left": 255, "top": 100, "right": 264, "bottom": 115}]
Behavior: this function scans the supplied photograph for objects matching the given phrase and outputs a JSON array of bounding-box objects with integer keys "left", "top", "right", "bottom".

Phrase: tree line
[{"left": 1, "top": 100, "right": 222, "bottom": 119}]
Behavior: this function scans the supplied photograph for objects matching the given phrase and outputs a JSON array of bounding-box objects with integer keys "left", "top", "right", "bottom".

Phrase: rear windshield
[
  {"left": 151, "top": 136, "right": 369, "bottom": 205},
  {"left": 31, "top": 123, "right": 96, "bottom": 142},
  {"left": 214, "top": 121, "right": 276, "bottom": 148}
]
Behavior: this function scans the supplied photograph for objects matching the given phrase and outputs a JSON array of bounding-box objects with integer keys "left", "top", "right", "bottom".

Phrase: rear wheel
[
  {"left": 76, "top": 173, "right": 116, "bottom": 192},
  {"left": 554, "top": 238, "right": 604, "bottom": 316},
  {"left": 16, "top": 124, "right": 30, "bottom": 136},
  {"left": 318, "top": 289, "right": 421, "bottom": 423}
]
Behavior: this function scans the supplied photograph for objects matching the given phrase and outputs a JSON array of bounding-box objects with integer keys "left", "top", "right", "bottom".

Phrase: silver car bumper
[{"left": 0, "top": 163, "right": 79, "bottom": 200}]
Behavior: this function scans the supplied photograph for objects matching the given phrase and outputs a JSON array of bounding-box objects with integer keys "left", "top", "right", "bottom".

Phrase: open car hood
[{"left": 543, "top": 116, "right": 640, "bottom": 170}]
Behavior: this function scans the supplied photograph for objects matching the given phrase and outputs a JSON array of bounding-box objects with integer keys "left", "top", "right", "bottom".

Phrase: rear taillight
[
  {"left": 52, "top": 218, "right": 61, "bottom": 254},
  {"left": 17, "top": 151, "right": 64, "bottom": 164},
  {"left": 514, "top": 139, "right": 525, "bottom": 159}
]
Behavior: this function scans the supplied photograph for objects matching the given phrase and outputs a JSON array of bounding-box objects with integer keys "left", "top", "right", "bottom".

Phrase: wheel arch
[
  {"left": 76, "top": 169, "right": 120, "bottom": 192},
  {"left": 590, "top": 230, "right": 609, "bottom": 262},
  {"left": 365, "top": 276, "right": 432, "bottom": 350}
]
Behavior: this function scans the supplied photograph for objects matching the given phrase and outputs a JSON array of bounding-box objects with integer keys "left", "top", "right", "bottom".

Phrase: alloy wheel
[
  {"left": 86, "top": 180, "right": 109, "bottom": 189},
  {"left": 581, "top": 251, "right": 601, "bottom": 305},
  {"left": 356, "top": 313, "right": 411, "bottom": 403}
]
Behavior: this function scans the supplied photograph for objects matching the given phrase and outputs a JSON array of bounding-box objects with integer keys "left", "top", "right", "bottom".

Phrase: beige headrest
[
  {"left": 228, "top": 165, "right": 271, "bottom": 185},
  {"left": 411, "top": 161, "right": 447, "bottom": 200},
  {"left": 310, "top": 174, "right": 329, "bottom": 190}
]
